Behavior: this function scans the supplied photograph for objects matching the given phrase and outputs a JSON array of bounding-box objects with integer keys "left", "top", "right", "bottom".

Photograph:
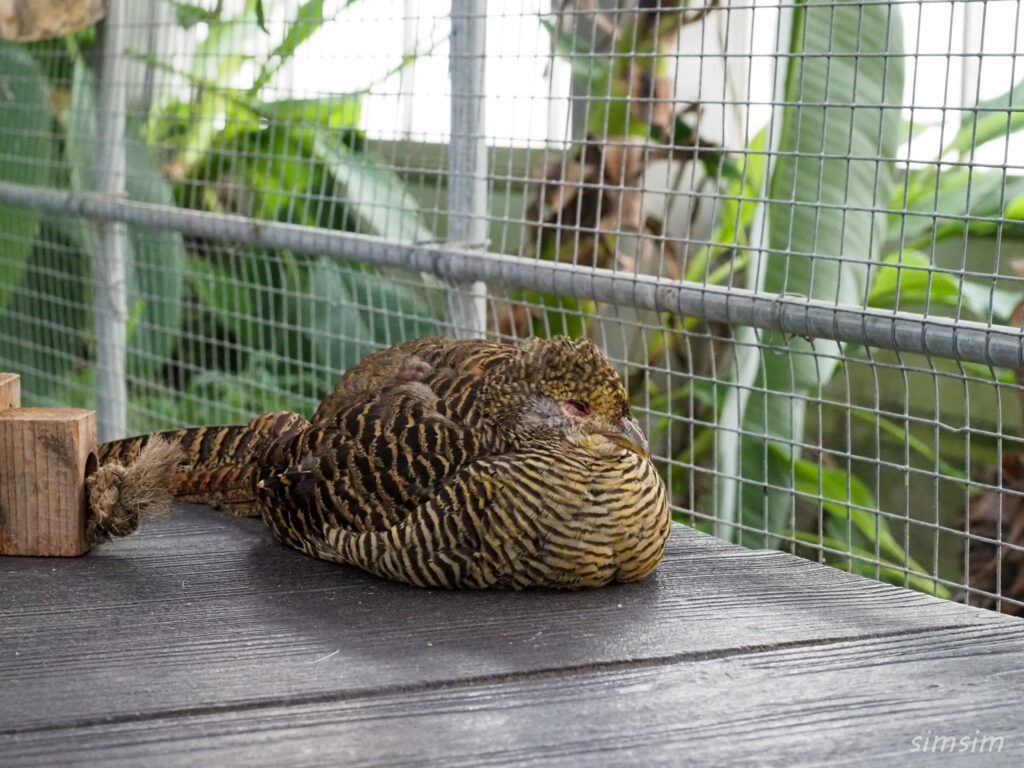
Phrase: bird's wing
[
  {"left": 312, "top": 337, "right": 513, "bottom": 423},
  {"left": 257, "top": 377, "right": 487, "bottom": 551}
]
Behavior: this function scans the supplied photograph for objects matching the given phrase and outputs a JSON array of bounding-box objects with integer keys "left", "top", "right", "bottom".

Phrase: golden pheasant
[{"left": 92, "top": 336, "right": 671, "bottom": 589}]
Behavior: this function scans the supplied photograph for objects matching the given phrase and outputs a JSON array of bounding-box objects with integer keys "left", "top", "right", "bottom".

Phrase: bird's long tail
[{"left": 87, "top": 412, "right": 308, "bottom": 544}]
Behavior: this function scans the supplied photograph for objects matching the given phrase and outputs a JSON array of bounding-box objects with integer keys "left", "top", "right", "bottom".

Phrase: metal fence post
[
  {"left": 93, "top": 0, "right": 129, "bottom": 440},
  {"left": 714, "top": 2, "right": 794, "bottom": 543},
  {"left": 447, "top": 0, "right": 488, "bottom": 338}
]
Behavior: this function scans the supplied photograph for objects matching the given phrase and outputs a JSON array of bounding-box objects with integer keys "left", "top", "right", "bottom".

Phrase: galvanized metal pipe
[
  {"left": 447, "top": 0, "right": 489, "bottom": 338},
  {"left": 93, "top": 0, "right": 129, "bottom": 440},
  {"left": 0, "top": 181, "right": 1021, "bottom": 372}
]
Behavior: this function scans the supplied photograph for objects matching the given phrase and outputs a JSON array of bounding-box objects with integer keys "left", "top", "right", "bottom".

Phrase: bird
[{"left": 92, "top": 336, "right": 671, "bottom": 589}]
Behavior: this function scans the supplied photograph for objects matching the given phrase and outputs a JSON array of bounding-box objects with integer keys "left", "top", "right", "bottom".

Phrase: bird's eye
[{"left": 565, "top": 400, "right": 590, "bottom": 416}]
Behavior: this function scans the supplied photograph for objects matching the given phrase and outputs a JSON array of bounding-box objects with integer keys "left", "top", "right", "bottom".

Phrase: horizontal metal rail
[{"left": 1, "top": 180, "right": 1022, "bottom": 372}]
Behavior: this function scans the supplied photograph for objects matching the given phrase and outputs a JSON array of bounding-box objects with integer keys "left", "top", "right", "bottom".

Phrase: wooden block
[
  {"left": 0, "top": 373, "right": 19, "bottom": 411},
  {"left": 0, "top": 408, "right": 97, "bottom": 556}
]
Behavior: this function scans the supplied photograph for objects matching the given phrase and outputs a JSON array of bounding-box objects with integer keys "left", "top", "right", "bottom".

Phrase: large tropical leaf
[
  {"left": 350, "top": 265, "right": 438, "bottom": 347},
  {"left": 182, "top": 106, "right": 437, "bottom": 381},
  {"left": 947, "top": 76, "right": 1024, "bottom": 158},
  {"left": 65, "top": 60, "right": 186, "bottom": 380},
  {"left": 144, "top": 0, "right": 338, "bottom": 167},
  {"left": 187, "top": 252, "right": 259, "bottom": 348},
  {"left": 309, "top": 257, "right": 375, "bottom": 377},
  {"left": 892, "top": 169, "right": 1024, "bottom": 247},
  {"left": 867, "top": 250, "right": 1020, "bottom": 324},
  {"left": 0, "top": 216, "right": 90, "bottom": 400},
  {"left": 310, "top": 129, "right": 433, "bottom": 243},
  {"left": 717, "top": 0, "right": 905, "bottom": 546},
  {"left": 0, "top": 41, "right": 52, "bottom": 310}
]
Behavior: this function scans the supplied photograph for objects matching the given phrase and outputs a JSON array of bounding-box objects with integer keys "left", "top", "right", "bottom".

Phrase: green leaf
[
  {"left": 586, "top": 77, "right": 653, "bottom": 138},
  {"left": 187, "top": 253, "right": 257, "bottom": 348},
  {"left": 0, "top": 216, "right": 90, "bottom": 400},
  {"left": 781, "top": 443, "right": 931, "bottom": 576},
  {"left": 243, "top": 248, "right": 312, "bottom": 364},
  {"left": 669, "top": 115, "right": 743, "bottom": 182},
  {"left": 790, "top": 452, "right": 884, "bottom": 556},
  {"left": 685, "top": 128, "right": 767, "bottom": 284},
  {"left": 174, "top": 91, "right": 243, "bottom": 170},
  {"left": 718, "top": 0, "right": 905, "bottom": 546},
  {"left": 233, "top": 125, "right": 326, "bottom": 225},
  {"left": 849, "top": 409, "right": 966, "bottom": 482},
  {"left": 0, "top": 41, "right": 52, "bottom": 311},
  {"left": 255, "top": 0, "right": 268, "bottom": 33},
  {"left": 539, "top": 17, "right": 610, "bottom": 87},
  {"left": 171, "top": 1, "right": 220, "bottom": 28},
  {"left": 768, "top": 2, "right": 903, "bottom": 307},
  {"left": 66, "top": 60, "right": 185, "bottom": 380},
  {"left": 1003, "top": 189, "right": 1024, "bottom": 221},
  {"left": 892, "top": 170, "right": 1024, "bottom": 247},
  {"left": 188, "top": 0, "right": 262, "bottom": 87},
  {"left": 310, "top": 129, "right": 433, "bottom": 242},
  {"left": 351, "top": 268, "right": 438, "bottom": 348},
  {"left": 252, "top": 0, "right": 326, "bottom": 93},
  {"left": 867, "top": 250, "right": 961, "bottom": 308},
  {"left": 946, "top": 77, "right": 1024, "bottom": 158},
  {"left": 868, "top": 250, "right": 1020, "bottom": 324},
  {"left": 507, "top": 290, "right": 593, "bottom": 339},
  {"left": 308, "top": 257, "right": 375, "bottom": 376},
  {"left": 132, "top": 45, "right": 258, "bottom": 160},
  {"left": 265, "top": 96, "right": 362, "bottom": 131}
]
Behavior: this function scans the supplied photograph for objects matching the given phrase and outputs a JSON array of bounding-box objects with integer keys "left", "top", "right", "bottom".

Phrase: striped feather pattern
[{"left": 98, "top": 337, "right": 671, "bottom": 589}]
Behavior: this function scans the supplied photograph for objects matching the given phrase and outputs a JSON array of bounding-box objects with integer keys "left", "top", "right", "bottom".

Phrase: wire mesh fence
[{"left": 1, "top": 0, "right": 1023, "bottom": 612}]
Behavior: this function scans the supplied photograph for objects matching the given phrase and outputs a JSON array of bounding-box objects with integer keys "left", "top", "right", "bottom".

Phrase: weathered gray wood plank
[
  {"left": 1, "top": 503, "right": 1016, "bottom": 739},
  {"left": 5, "top": 624, "right": 1023, "bottom": 766}
]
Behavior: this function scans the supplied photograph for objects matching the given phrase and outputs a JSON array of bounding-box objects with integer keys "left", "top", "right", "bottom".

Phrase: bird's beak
[{"left": 607, "top": 417, "right": 650, "bottom": 460}]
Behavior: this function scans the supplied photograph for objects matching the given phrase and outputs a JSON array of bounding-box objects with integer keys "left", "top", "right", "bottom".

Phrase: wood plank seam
[{"left": 0, "top": 622, "right": 996, "bottom": 739}]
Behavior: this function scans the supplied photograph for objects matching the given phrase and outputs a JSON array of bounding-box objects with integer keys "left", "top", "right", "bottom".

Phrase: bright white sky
[{"left": 202, "top": 0, "right": 1024, "bottom": 169}]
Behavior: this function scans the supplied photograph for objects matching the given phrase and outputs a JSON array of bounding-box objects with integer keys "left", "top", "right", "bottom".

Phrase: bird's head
[{"left": 513, "top": 336, "right": 650, "bottom": 460}]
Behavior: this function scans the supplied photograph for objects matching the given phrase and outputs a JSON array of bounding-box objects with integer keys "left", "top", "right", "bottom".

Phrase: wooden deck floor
[{"left": 2, "top": 504, "right": 1023, "bottom": 766}]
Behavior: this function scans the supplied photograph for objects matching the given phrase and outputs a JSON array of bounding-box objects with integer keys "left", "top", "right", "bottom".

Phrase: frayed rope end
[{"left": 86, "top": 437, "right": 186, "bottom": 545}]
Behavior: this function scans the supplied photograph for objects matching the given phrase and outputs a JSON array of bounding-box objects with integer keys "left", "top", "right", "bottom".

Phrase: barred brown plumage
[{"left": 95, "top": 336, "right": 672, "bottom": 589}]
